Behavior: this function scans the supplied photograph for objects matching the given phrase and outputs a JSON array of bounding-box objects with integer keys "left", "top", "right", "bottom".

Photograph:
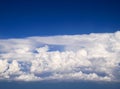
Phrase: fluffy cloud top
[{"left": 0, "top": 31, "right": 120, "bottom": 82}]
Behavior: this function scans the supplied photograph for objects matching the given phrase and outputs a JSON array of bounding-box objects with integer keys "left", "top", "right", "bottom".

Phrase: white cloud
[
  {"left": 0, "top": 31, "right": 120, "bottom": 82},
  {"left": 0, "top": 60, "right": 8, "bottom": 73}
]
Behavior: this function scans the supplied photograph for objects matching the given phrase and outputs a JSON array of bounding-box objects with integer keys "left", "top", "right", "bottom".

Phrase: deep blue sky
[{"left": 0, "top": 0, "right": 120, "bottom": 38}]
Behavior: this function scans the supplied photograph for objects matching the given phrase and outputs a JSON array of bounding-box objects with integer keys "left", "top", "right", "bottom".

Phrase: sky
[
  {"left": 0, "top": 0, "right": 120, "bottom": 38},
  {"left": 0, "top": 0, "right": 120, "bottom": 89}
]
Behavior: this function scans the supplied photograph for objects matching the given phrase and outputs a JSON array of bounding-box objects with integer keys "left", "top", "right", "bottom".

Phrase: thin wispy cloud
[{"left": 0, "top": 31, "right": 120, "bottom": 81}]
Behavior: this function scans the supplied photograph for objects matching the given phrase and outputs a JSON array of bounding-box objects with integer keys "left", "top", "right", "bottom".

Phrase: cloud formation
[{"left": 0, "top": 31, "right": 120, "bottom": 82}]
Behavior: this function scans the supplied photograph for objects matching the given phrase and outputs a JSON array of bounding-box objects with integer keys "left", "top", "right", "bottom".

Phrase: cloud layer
[{"left": 0, "top": 31, "right": 120, "bottom": 82}]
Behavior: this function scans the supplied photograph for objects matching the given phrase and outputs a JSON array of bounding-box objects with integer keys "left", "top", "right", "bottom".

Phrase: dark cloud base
[{"left": 0, "top": 81, "right": 120, "bottom": 89}]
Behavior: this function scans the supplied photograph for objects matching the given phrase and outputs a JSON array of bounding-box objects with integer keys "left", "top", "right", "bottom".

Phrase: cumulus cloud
[{"left": 0, "top": 31, "right": 120, "bottom": 82}]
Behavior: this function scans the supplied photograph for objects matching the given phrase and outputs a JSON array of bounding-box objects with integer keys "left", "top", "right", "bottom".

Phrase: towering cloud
[{"left": 0, "top": 31, "right": 120, "bottom": 81}]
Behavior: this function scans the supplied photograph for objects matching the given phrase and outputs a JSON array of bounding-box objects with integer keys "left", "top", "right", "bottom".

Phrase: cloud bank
[{"left": 0, "top": 31, "right": 120, "bottom": 82}]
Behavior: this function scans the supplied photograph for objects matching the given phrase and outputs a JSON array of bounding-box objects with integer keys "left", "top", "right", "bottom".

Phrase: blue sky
[{"left": 0, "top": 0, "right": 120, "bottom": 38}]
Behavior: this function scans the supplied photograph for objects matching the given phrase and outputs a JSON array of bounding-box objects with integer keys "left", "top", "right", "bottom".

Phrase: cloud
[{"left": 0, "top": 31, "right": 120, "bottom": 82}]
